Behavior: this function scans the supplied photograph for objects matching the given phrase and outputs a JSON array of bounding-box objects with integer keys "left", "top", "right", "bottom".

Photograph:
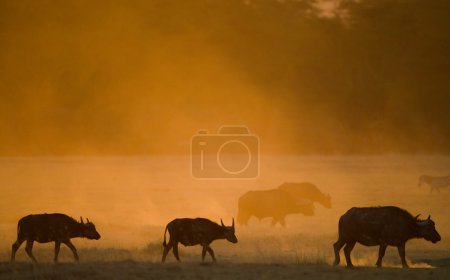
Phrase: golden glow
[{"left": 0, "top": 0, "right": 449, "bottom": 267}]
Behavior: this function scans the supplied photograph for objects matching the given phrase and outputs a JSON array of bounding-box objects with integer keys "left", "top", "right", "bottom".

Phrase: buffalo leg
[
  {"left": 172, "top": 242, "right": 180, "bottom": 262},
  {"left": 54, "top": 241, "right": 61, "bottom": 262},
  {"left": 376, "top": 243, "right": 387, "bottom": 267},
  {"left": 202, "top": 245, "right": 207, "bottom": 262},
  {"left": 343, "top": 241, "right": 356, "bottom": 268},
  {"left": 333, "top": 239, "right": 346, "bottom": 266},
  {"left": 11, "top": 238, "right": 25, "bottom": 262},
  {"left": 63, "top": 240, "right": 79, "bottom": 261},
  {"left": 206, "top": 246, "right": 216, "bottom": 262},
  {"left": 161, "top": 243, "right": 173, "bottom": 263},
  {"left": 25, "top": 240, "right": 37, "bottom": 263},
  {"left": 397, "top": 243, "right": 408, "bottom": 268}
]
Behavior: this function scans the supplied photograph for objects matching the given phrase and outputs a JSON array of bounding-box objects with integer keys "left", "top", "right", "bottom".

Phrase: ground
[{"left": 1, "top": 261, "right": 450, "bottom": 280}]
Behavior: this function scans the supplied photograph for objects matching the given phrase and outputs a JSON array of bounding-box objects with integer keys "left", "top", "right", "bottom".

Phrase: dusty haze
[
  {"left": 1, "top": 155, "right": 449, "bottom": 266},
  {"left": 0, "top": 0, "right": 450, "bottom": 275},
  {"left": 1, "top": 0, "right": 449, "bottom": 155}
]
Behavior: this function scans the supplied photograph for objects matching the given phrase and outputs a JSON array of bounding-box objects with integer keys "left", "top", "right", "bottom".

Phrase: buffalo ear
[{"left": 220, "top": 219, "right": 225, "bottom": 227}]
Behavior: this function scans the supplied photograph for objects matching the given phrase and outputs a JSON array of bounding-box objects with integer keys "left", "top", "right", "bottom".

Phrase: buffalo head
[
  {"left": 323, "top": 194, "right": 332, "bottom": 209},
  {"left": 416, "top": 214, "right": 441, "bottom": 243},
  {"left": 418, "top": 175, "right": 426, "bottom": 187},
  {"left": 221, "top": 218, "right": 238, "bottom": 243},
  {"left": 80, "top": 216, "right": 101, "bottom": 240}
]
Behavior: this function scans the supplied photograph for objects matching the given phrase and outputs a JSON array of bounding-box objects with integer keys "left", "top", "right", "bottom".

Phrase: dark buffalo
[
  {"left": 278, "top": 182, "right": 331, "bottom": 208},
  {"left": 11, "top": 213, "right": 101, "bottom": 262},
  {"left": 333, "top": 206, "right": 441, "bottom": 268},
  {"left": 237, "top": 189, "right": 314, "bottom": 226},
  {"left": 161, "top": 218, "right": 237, "bottom": 262}
]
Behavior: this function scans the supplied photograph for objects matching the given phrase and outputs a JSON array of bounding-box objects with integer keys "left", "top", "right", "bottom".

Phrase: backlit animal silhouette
[
  {"left": 237, "top": 189, "right": 314, "bottom": 226},
  {"left": 11, "top": 214, "right": 101, "bottom": 262},
  {"left": 333, "top": 206, "right": 441, "bottom": 268},
  {"left": 278, "top": 182, "right": 331, "bottom": 208},
  {"left": 161, "top": 218, "right": 237, "bottom": 263},
  {"left": 419, "top": 175, "right": 450, "bottom": 193}
]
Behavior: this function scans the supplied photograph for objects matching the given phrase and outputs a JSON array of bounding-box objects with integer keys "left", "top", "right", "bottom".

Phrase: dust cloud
[
  {"left": 0, "top": 0, "right": 450, "bottom": 267},
  {"left": 1, "top": 155, "right": 449, "bottom": 265},
  {"left": 1, "top": 0, "right": 449, "bottom": 155}
]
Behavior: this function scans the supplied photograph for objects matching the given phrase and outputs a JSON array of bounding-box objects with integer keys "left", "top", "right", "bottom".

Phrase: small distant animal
[
  {"left": 333, "top": 206, "right": 441, "bottom": 268},
  {"left": 237, "top": 189, "right": 314, "bottom": 226},
  {"left": 419, "top": 175, "right": 450, "bottom": 193},
  {"left": 11, "top": 214, "right": 101, "bottom": 262},
  {"left": 161, "top": 218, "right": 237, "bottom": 263},
  {"left": 278, "top": 182, "right": 331, "bottom": 208}
]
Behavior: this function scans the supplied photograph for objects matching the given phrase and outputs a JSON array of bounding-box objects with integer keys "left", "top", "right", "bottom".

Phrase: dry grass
[{"left": 1, "top": 261, "right": 449, "bottom": 280}]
